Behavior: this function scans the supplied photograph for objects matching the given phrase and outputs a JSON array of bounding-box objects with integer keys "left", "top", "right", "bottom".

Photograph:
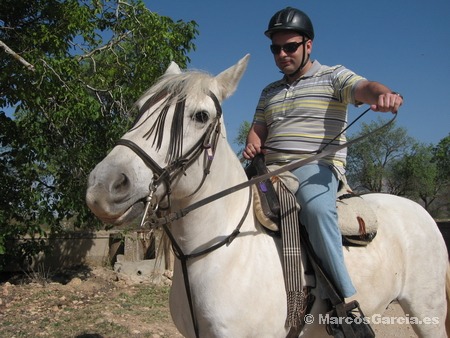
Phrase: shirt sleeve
[{"left": 332, "top": 66, "right": 366, "bottom": 106}]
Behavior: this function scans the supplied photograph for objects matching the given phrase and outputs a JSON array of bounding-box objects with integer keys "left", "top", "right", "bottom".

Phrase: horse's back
[
  {"left": 362, "top": 193, "right": 444, "bottom": 246},
  {"left": 360, "top": 193, "right": 446, "bottom": 289}
]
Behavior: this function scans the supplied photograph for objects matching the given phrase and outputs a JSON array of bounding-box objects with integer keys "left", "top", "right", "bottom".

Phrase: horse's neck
[{"left": 170, "top": 144, "right": 252, "bottom": 255}]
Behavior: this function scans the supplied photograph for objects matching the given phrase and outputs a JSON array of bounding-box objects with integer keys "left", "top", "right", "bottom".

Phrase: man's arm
[
  {"left": 243, "top": 123, "right": 268, "bottom": 160},
  {"left": 354, "top": 80, "right": 403, "bottom": 113}
]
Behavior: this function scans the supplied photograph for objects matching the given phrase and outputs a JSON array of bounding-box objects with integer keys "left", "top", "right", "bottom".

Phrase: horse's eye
[{"left": 193, "top": 110, "right": 210, "bottom": 123}]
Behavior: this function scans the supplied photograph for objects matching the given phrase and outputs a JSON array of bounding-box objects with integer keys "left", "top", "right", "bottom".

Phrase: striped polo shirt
[{"left": 253, "top": 60, "right": 366, "bottom": 171}]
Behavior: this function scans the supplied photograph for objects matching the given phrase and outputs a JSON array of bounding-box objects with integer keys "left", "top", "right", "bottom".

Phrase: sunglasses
[{"left": 270, "top": 41, "right": 307, "bottom": 55}]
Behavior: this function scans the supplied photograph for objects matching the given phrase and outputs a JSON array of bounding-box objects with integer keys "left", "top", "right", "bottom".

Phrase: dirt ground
[
  {"left": 0, "top": 266, "right": 182, "bottom": 338},
  {"left": 0, "top": 265, "right": 419, "bottom": 337}
]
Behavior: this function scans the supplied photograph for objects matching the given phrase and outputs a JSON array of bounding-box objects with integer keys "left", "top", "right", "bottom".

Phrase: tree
[
  {"left": 433, "top": 134, "right": 450, "bottom": 182},
  {"left": 346, "top": 118, "right": 414, "bottom": 192},
  {"left": 234, "top": 120, "right": 251, "bottom": 158},
  {"left": 388, "top": 137, "right": 449, "bottom": 216},
  {"left": 0, "top": 0, "right": 198, "bottom": 269},
  {"left": 431, "top": 134, "right": 450, "bottom": 217},
  {"left": 0, "top": 112, "right": 48, "bottom": 264},
  {"left": 389, "top": 143, "right": 438, "bottom": 210},
  {"left": 347, "top": 120, "right": 449, "bottom": 216}
]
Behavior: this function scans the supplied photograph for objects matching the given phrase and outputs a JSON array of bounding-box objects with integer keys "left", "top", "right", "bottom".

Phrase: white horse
[{"left": 86, "top": 55, "right": 450, "bottom": 337}]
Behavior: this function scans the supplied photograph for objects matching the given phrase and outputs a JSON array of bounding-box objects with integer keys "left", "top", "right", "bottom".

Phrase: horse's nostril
[{"left": 113, "top": 173, "right": 129, "bottom": 192}]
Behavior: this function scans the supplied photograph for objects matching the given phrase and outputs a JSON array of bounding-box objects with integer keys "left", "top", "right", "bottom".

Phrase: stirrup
[{"left": 325, "top": 300, "right": 375, "bottom": 338}]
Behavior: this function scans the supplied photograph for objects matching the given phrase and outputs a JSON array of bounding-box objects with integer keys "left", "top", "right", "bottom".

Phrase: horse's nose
[{"left": 86, "top": 166, "right": 134, "bottom": 216}]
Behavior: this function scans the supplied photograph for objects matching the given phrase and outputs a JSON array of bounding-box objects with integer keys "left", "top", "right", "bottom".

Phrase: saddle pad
[
  {"left": 253, "top": 171, "right": 379, "bottom": 243},
  {"left": 336, "top": 196, "right": 378, "bottom": 237}
]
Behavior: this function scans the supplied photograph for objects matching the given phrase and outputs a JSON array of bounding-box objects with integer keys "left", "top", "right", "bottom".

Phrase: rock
[{"left": 67, "top": 277, "right": 82, "bottom": 287}]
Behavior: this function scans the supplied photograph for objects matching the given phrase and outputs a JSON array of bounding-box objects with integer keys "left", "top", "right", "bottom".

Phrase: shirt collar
[
  {"left": 282, "top": 60, "right": 322, "bottom": 84},
  {"left": 302, "top": 60, "right": 321, "bottom": 78}
]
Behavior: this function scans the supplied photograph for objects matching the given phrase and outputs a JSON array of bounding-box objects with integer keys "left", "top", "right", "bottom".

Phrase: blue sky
[{"left": 146, "top": 0, "right": 450, "bottom": 150}]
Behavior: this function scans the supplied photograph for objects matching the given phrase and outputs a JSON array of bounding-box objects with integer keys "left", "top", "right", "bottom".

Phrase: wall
[{"left": 6, "top": 221, "right": 449, "bottom": 272}]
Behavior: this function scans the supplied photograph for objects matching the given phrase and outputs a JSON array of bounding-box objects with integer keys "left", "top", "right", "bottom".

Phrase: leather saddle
[{"left": 245, "top": 154, "right": 377, "bottom": 246}]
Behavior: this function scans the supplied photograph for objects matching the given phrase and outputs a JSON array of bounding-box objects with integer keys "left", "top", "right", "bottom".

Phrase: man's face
[{"left": 270, "top": 31, "right": 312, "bottom": 76}]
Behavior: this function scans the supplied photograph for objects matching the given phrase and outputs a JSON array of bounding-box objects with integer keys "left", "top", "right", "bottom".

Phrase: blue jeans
[{"left": 292, "top": 164, "right": 356, "bottom": 299}]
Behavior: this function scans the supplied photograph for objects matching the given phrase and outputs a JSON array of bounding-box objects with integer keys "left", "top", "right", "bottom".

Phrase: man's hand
[
  {"left": 371, "top": 92, "right": 403, "bottom": 114},
  {"left": 243, "top": 143, "right": 263, "bottom": 160},
  {"left": 243, "top": 123, "right": 268, "bottom": 160}
]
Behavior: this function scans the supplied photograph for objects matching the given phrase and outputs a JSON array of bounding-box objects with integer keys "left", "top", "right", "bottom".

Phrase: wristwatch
[{"left": 391, "top": 91, "right": 404, "bottom": 100}]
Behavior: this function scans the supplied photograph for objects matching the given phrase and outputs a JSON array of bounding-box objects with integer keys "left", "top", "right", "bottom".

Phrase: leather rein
[{"left": 147, "top": 109, "right": 396, "bottom": 229}]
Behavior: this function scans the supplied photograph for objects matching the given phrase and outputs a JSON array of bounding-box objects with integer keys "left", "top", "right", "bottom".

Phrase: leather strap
[{"left": 149, "top": 113, "right": 397, "bottom": 227}]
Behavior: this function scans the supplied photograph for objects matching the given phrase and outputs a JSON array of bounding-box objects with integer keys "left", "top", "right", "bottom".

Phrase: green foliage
[
  {"left": 389, "top": 144, "right": 438, "bottom": 208},
  {"left": 433, "top": 134, "right": 450, "bottom": 182},
  {"left": 346, "top": 118, "right": 414, "bottom": 192},
  {"left": 388, "top": 140, "right": 449, "bottom": 217},
  {"left": 234, "top": 120, "right": 251, "bottom": 158},
  {"left": 347, "top": 120, "right": 449, "bottom": 216},
  {"left": 0, "top": 0, "right": 198, "bottom": 269},
  {"left": 430, "top": 134, "right": 450, "bottom": 217},
  {"left": 0, "top": 112, "right": 49, "bottom": 267}
]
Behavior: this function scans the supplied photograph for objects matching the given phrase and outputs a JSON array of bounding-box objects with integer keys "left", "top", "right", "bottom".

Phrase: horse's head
[{"left": 86, "top": 55, "right": 249, "bottom": 225}]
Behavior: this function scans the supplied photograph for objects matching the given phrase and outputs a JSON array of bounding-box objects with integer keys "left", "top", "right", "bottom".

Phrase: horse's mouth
[{"left": 98, "top": 201, "right": 145, "bottom": 226}]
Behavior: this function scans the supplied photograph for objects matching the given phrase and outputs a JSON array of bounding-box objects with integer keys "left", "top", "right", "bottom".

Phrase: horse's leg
[
  {"left": 350, "top": 194, "right": 448, "bottom": 338},
  {"left": 396, "top": 248, "right": 448, "bottom": 338}
]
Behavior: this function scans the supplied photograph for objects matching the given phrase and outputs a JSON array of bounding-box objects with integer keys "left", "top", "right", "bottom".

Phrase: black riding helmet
[{"left": 265, "top": 7, "right": 314, "bottom": 40}]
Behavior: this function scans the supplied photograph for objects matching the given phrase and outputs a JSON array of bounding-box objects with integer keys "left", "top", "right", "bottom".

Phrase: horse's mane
[
  {"left": 129, "top": 69, "right": 215, "bottom": 163},
  {"left": 137, "top": 70, "right": 214, "bottom": 111}
]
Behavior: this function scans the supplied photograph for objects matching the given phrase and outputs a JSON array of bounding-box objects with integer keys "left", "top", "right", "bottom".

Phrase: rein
[{"left": 146, "top": 111, "right": 397, "bottom": 228}]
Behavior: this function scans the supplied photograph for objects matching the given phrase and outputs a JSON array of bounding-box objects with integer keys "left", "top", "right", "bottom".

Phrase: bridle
[
  {"left": 116, "top": 89, "right": 252, "bottom": 338},
  {"left": 117, "top": 90, "right": 224, "bottom": 206}
]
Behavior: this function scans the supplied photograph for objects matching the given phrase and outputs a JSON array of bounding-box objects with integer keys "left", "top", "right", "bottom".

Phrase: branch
[
  {"left": 0, "top": 39, "right": 35, "bottom": 72},
  {"left": 76, "top": 30, "right": 132, "bottom": 61},
  {"left": 40, "top": 59, "right": 72, "bottom": 92}
]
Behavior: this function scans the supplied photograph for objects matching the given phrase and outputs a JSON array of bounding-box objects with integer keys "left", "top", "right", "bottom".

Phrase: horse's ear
[
  {"left": 165, "top": 61, "right": 182, "bottom": 75},
  {"left": 214, "top": 54, "right": 250, "bottom": 101}
]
